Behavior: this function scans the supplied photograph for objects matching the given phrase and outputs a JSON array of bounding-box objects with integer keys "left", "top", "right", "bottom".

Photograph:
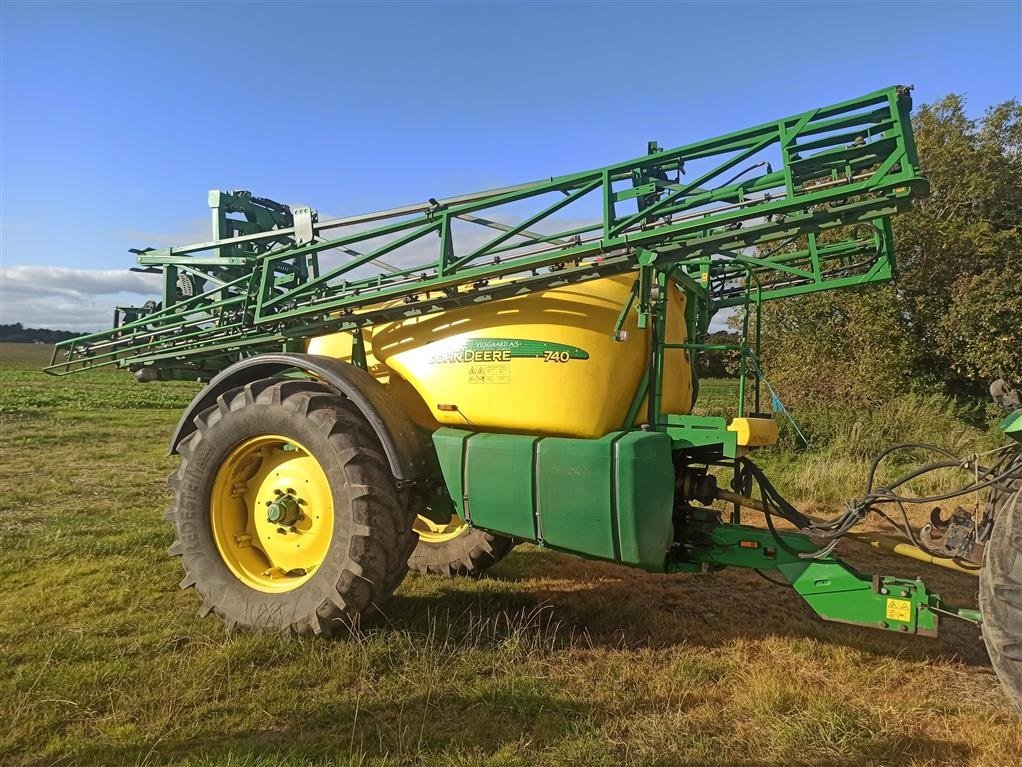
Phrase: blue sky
[{"left": 1, "top": 0, "right": 1020, "bottom": 329}]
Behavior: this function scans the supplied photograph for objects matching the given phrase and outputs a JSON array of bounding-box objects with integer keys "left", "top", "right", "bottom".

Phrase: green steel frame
[
  {"left": 48, "top": 85, "right": 925, "bottom": 382},
  {"left": 672, "top": 509, "right": 980, "bottom": 636}
]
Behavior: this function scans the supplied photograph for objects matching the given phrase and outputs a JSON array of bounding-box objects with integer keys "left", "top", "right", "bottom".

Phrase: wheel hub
[
  {"left": 266, "top": 490, "right": 303, "bottom": 526},
  {"left": 211, "top": 435, "right": 334, "bottom": 593}
]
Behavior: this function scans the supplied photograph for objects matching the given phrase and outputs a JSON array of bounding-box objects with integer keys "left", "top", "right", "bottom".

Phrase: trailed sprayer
[{"left": 48, "top": 86, "right": 1022, "bottom": 708}]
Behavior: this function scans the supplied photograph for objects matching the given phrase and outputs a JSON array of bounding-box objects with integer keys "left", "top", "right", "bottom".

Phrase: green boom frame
[{"left": 49, "top": 85, "right": 924, "bottom": 384}]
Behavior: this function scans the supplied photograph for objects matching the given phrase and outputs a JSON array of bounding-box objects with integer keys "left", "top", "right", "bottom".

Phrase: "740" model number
[{"left": 542, "top": 350, "right": 572, "bottom": 363}]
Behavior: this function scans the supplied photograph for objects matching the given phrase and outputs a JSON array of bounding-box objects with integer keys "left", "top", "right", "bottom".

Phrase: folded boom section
[{"left": 49, "top": 85, "right": 927, "bottom": 378}]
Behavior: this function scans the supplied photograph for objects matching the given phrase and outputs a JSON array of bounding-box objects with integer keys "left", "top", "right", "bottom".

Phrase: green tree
[{"left": 758, "top": 94, "right": 1021, "bottom": 406}]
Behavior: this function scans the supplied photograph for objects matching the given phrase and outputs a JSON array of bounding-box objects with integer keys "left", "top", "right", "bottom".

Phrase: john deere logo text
[{"left": 430, "top": 338, "right": 589, "bottom": 364}]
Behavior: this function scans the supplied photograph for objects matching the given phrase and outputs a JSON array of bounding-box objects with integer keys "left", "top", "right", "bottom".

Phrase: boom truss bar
[{"left": 49, "top": 85, "right": 927, "bottom": 377}]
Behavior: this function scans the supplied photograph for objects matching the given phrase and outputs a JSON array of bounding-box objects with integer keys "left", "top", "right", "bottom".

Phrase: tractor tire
[
  {"left": 165, "top": 378, "right": 418, "bottom": 635},
  {"left": 979, "top": 453, "right": 1022, "bottom": 712},
  {"left": 408, "top": 524, "right": 515, "bottom": 578}
]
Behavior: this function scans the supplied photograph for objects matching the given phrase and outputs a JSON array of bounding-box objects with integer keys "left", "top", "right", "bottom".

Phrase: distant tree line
[{"left": 0, "top": 323, "right": 81, "bottom": 344}]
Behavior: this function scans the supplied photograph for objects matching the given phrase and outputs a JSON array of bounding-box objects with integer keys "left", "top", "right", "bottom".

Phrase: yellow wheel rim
[
  {"left": 413, "top": 510, "right": 469, "bottom": 544},
  {"left": 211, "top": 435, "right": 333, "bottom": 593}
]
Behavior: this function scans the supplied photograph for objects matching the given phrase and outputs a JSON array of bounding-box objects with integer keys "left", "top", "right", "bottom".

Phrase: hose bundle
[{"left": 737, "top": 443, "right": 1022, "bottom": 560}]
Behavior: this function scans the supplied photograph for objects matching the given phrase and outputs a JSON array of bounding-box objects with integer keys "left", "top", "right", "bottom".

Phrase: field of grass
[{"left": 2, "top": 342, "right": 1020, "bottom": 766}]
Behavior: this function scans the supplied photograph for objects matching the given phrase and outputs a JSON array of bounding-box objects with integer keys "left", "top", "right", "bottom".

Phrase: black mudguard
[{"left": 168, "top": 353, "right": 438, "bottom": 481}]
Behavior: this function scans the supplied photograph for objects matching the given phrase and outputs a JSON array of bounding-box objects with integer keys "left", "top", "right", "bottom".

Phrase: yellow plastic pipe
[{"left": 843, "top": 532, "right": 980, "bottom": 577}]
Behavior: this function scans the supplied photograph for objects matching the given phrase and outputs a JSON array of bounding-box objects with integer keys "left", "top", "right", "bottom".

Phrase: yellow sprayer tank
[{"left": 307, "top": 273, "right": 694, "bottom": 439}]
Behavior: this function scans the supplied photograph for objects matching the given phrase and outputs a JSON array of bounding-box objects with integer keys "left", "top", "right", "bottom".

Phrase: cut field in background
[{"left": 2, "top": 343, "right": 1020, "bottom": 767}]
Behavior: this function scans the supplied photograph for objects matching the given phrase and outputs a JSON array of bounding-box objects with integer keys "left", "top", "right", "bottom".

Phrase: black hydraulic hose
[
  {"left": 734, "top": 443, "right": 1022, "bottom": 557},
  {"left": 865, "top": 442, "right": 965, "bottom": 492}
]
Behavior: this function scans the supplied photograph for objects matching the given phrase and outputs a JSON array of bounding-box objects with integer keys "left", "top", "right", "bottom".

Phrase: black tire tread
[
  {"left": 980, "top": 453, "right": 1022, "bottom": 712},
  {"left": 408, "top": 526, "right": 515, "bottom": 578},
  {"left": 165, "top": 379, "right": 418, "bottom": 635}
]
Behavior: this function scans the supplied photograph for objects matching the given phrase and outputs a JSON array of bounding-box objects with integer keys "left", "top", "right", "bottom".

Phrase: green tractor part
[{"left": 44, "top": 85, "right": 1022, "bottom": 710}]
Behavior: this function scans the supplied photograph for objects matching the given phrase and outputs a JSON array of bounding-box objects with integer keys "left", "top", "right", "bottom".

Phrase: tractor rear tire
[
  {"left": 165, "top": 378, "right": 418, "bottom": 635},
  {"left": 408, "top": 526, "right": 515, "bottom": 578},
  {"left": 979, "top": 453, "right": 1022, "bottom": 712}
]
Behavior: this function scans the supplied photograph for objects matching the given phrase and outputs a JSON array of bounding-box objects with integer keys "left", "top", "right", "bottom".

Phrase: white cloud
[
  {"left": 0, "top": 266, "right": 161, "bottom": 331},
  {"left": 2, "top": 266, "right": 161, "bottom": 297},
  {"left": 709, "top": 308, "right": 737, "bottom": 333}
]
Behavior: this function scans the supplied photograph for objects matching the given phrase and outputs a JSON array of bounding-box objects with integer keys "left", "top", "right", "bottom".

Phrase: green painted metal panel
[
  {"left": 536, "top": 434, "right": 620, "bottom": 561},
  {"left": 463, "top": 432, "right": 538, "bottom": 540},
  {"left": 431, "top": 428, "right": 675, "bottom": 571},
  {"left": 779, "top": 560, "right": 939, "bottom": 635},
  {"left": 432, "top": 428, "right": 469, "bottom": 517},
  {"left": 671, "top": 518, "right": 959, "bottom": 635},
  {"left": 664, "top": 414, "right": 738, "bottom": 456},
  {"left": 613, "top": 431, "right": 675, "bottom": 571}
]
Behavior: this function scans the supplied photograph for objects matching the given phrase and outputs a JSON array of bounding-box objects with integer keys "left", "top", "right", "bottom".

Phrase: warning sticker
[
  {"left": 467, "top": 363, "right": 510, "bottom": 384},
  {"left": 885, "top": 598, "right": 912, "bottom": 623}
]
